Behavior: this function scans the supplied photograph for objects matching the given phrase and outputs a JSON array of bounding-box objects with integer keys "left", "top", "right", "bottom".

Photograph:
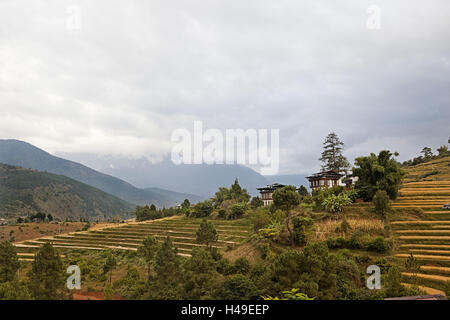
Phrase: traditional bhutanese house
[
  {"left": 306, "top": 170, "right": 344, "bottom": 191},
  {"left": 256, "top": 183, "right": 285, "bottom": 206}
]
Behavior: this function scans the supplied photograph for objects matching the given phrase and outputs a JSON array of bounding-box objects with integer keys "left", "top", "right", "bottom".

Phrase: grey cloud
[{"left": 0, "top": 0, "right": 449, "bottom": 174}]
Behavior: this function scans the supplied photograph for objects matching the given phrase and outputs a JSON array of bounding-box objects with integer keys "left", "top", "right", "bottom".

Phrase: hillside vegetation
[{"left": 0, "top": 164, "right": 133, "bottom": 221}]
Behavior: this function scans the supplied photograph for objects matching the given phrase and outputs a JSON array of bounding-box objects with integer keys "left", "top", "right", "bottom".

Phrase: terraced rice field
[
  {"left": 13, "top": 216, "right": 251, "bottom": 260},
  {"left": 391, "top": 177, "right": 450, "bottom": 294}
]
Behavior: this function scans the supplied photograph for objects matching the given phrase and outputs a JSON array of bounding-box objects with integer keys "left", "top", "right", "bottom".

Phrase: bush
[
  {"left": 215, "top": 274, "right": 258, "bottom": 300},
  {"left": 312, "top": 186, "right": 344, "bottom": 210},
  {"left": 335, "top": 219, "right": 351, "bottom": 235},
  {"left": 233, "top": 258, "right": 251, "bottom": 275},
  {"left": 373, "top": 190, "right": 390, "bottom": 218},
  {"left": 228, "top": 203, "right": 247, "bottom": 220},
  {"left": 325, "top": 235, "right": 390, "bottom": 253},
  {"left": 191, "top": 201, "right": 214, "bottom": 218},
  {"left": 444, "top": 281, "right": 450, "bottom": 298},
  {"left": 292, "top": 216, "right": 314, "bottom": 246},
  {"left": 365, "top": 236, "right": 390, "bottom": 253},
  {"left": 322, "top": 193, "right": 352, "bottom": 214},
  {"left": 249, "top": 207, "right": 271, "bottom": 232},
  {"left": 217, "top": 208, "right": 227, "bottom": 219}
]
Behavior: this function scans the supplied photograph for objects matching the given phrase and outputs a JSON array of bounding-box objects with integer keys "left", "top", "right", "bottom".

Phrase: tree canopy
[{"left": 352, "top": 150, "right": 404, "bottom": 201}]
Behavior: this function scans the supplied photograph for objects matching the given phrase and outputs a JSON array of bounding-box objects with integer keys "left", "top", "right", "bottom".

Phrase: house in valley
[{"left": 256, "top": 183, "right": 285, "bottom": 206}]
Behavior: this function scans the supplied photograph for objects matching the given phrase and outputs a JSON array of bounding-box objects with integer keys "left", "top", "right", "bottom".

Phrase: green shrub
[
  {"left": 292, "top": 216, "right": 314, "bottom": 246},
  {"left": 218, "top": 208, "right": 227, "bottom": 219},
  {"left": 322, "top": 193, "right": 352, "bottom": 214},
  {"left": 365, "top": 236, "right": 390, "bottom": 253},
  {"left": 325, "top": 235, "right": 390, "bottom": 253},
  {"left": 191, "top": 200, "right": 214, "bottom": 218},
  {"left": 373, "top": 190, "right": 390, "bottom": 218}
]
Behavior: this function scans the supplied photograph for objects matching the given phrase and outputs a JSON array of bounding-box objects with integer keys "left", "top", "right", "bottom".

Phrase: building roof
[
  {"left": 306, "top": 170, "right": 343, "bottom": 180},
  {"left": 257, "top": 183, "right": 285, "bottom": 192}
]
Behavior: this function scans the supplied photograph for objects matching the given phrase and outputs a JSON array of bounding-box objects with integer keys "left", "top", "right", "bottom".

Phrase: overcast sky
[{"left": 1, "top": 0, "right": 449, "bottom": 175}]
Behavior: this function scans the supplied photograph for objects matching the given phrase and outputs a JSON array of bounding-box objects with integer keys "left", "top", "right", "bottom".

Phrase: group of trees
[
  {"left": 121, "top": 234, "right": 410, "bottom": 300},
  {"left": 0, "top": 235, "right": 418, "bottom": 300},
  {"left": 135, "top": 204, "right": 183, "bottom": 222},
  {"left": 401, "top": 138, "right": 450, "bottom": 167},
  {"left": 317, "top": 133, "right": 405, "bottom": 204},
  {"left": 0, "top": 241, "right": 65, "bottom": 300},
  {"left": 353, "top": 150, "right": 404, "bottom": 201},
  {"left": 185, "top": 179, "right": 251, "bottom": 220},
  {"left": 16, "top": 213, "right": 53, "bottom": 224}
]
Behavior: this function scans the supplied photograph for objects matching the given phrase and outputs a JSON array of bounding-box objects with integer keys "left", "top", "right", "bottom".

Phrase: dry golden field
[{"left": 311, "top": 217, "right": 384, "bottom": 242}]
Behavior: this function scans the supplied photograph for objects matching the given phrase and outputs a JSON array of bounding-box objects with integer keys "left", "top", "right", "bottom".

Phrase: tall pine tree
[{"left": 319, "top": 132, "right": 350, "bottom": 173}]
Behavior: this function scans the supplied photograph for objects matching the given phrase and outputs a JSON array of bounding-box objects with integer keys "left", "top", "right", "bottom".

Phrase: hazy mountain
[
  {"left": 57, "top": 153, "right": 308, "bottom": 197},
  {"left": 0, "top": 163, "right": 134, "bottom": 221},
  {"left": 0, "top": 140, "right": 201, "bottom": 207}
]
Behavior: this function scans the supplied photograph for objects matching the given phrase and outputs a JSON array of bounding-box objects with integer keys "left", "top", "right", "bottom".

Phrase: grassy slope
[{"left": 0, "top": 164, "right": 134, "bottom": 221}]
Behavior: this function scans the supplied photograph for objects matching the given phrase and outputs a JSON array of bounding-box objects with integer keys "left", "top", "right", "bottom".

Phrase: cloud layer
[{"left": 1, "top": 0, "right": 449, "bottom": 174}]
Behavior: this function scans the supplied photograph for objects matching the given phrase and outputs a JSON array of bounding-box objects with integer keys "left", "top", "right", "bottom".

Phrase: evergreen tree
[
  {"left": 385, "top": 266, "right": 404, "bottom": 297},
  {"left": 319, "top": 132, "right": 350, "bottom": 173},
  {"left": 151, "top": 237, "right": 183, "bottom": 299},
  {"left": 405, "top": 253, "right": 420, "bottom": 278},
  {"left": 183, "top": 247, "right": 219, "bottom": 299},
  {"left": 0, "top": 241, "right": 20, "bottom": 283},
  {"left": 196, "top": 219, "right": 218, "bottom": 249},
  {"left": 373, "top": 190, "right": 390, "bottom": 218},
  {"left": 181, "top": 199, "right": 191, "bottom": 210},
  {"left": 138, "top": 236, "right": 159, "bottom": 280},
  {"left": 28, "top": 242, "right": 64, "bottom": 300},
  {"left": 272, "top": 186, "right": 301, "bottom": 247},
  {"left": 298, "top": 185, "right": 309, "bottom": 199},
  {"left": 103, "top": 250, "right": 117, "bottom": 285}
]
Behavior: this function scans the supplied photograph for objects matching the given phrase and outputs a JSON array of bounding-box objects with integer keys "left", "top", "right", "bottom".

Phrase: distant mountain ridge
[
  {"left": 0, "top": 163, "right": 133, "bottom": 221},
  {"left": 0, "top": 140, "right": 201, "bottom": 207},
  {"left": 57, "top": 153, "right": 310, "bottom": 197}
]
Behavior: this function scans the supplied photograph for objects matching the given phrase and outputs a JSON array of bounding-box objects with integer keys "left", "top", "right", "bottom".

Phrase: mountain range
[
  {"left": 0, "top": 139, "right": 310, "bottom": 219},
  {"left": 0, "top": 163, "right": 133, "bottom": 221},
  {"left": 56, "top": 153, "right": 310, "bottom": 197},
  {"left": 0, "top": 139, "right": 201, "bottom": 207}
]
